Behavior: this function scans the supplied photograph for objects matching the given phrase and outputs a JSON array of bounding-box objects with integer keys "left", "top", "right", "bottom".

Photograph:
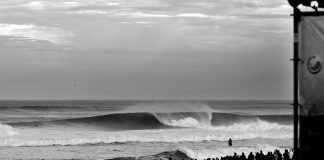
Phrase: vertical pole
[{"left": 293, "top": 8, "right": 300, "bottom": 160}]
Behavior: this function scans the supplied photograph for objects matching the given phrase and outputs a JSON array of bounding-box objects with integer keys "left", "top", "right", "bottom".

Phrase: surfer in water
[{"left": 228, "top": 138, "right": 232, "bottom": 146}]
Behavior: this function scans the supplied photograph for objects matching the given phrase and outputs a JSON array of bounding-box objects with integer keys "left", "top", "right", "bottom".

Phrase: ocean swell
[
  {"left": 8, "top": 113, "right": 173, "bottom": 130},
  {"left": 7, "top": 112, "right": 293, "bottom": 131}
]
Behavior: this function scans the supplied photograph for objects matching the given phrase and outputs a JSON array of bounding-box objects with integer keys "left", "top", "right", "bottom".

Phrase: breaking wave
[
  {"left": 8, "top": 113, "right": 172, "bottom": 130},
  {"left": 211, "top": 113, "right": 292, "bottom": 126},
  {"left": 1, "top": 112, "right": 293, "bottom": 147},
  {"left": 7, "top": 112, "right": 292, "bottom": 131},
  {"left": 0, "top": 111, "right": 293, "bottom": 147},
  {"left": 155, "top": 112, "right": 211, "bottom": 127}
]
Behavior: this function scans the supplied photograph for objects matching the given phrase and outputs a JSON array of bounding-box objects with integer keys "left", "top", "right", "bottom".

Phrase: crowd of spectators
[{"left": 198, "top": 149, "right": 294, "bottom": 160}]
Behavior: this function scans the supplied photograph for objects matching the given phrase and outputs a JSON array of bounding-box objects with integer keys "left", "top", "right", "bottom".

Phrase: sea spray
[{"left": 155, "top": 112, "right": 211, "bottom": 127}]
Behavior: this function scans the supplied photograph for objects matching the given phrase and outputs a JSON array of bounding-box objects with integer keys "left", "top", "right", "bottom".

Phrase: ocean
[{"left": 0, "top": 100, "right": 293, "bottom": 159}]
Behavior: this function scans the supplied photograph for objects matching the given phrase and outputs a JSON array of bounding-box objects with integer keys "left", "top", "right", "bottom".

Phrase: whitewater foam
[
  {"left": 0, "top": 124, "right": 292, "bottom": 147},
  {"left": 0, "top": 124, "right": 19, "bottom": 136},
  {"left": 165, "top": 117, "right": 201, "bottom": 127},
  {"left": 154, "top": 112, "right": 212, "bottom": 127},
  {"left": 211, "top": 118, "right": 292, "bottom": 131}
]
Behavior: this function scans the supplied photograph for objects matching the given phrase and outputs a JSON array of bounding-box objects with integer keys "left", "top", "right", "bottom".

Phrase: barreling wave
[
  {"left": 1, "top": 112, "right": 293, "bottom": 147},
  {"left": 155, "top": 112, "right": 211, "bottom": 127},
  {"left": 7, "top": 112, "right": 292, "bottom": 130},
  {"left": 8, "top": 113, "right": 173, "bottom": 130}
]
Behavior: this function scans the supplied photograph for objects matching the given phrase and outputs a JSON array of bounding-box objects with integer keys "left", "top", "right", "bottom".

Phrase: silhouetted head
[{"left": 287, "top": 0, "right": 301, "bottom": 8}]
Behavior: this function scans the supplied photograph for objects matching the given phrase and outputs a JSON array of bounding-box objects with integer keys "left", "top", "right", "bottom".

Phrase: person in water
[{"left": 228, "top": 138, "right": 232, "bottom": 146}]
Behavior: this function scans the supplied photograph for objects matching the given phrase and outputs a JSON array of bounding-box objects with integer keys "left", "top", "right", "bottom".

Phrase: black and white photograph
[{"left": 0, "top": 0, "right": 323, "bottom": 159}]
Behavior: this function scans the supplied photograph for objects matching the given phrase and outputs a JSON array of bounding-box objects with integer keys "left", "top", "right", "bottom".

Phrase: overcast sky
[{"left": 0, "top": 0, "right": 294, "bottom": 100}]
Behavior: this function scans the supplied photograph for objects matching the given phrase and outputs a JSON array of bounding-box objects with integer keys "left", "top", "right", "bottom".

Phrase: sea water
[{"left": 0, "top": 100, "right": 293, "bottom": 159}]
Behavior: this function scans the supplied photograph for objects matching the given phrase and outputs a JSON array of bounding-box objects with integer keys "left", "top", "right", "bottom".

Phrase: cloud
[
  {"left": 189, "top": 39, "right": 223, "bottom": 45},
  {"left": 262, "top": 29, "right": 290, "bottom": 33},
  {"left": 22, "top": 1, "right": 83, "bottom": 10},
  {"left": 177, "top": 13, "right": 211, "bottom": 18},
  {"left": 119, "top": 21, "right": 157, "bottom": 28},
  {"left": 135, "top": 21, "right": 156, "bottom": 24},
  {"left": 176, "top": 13, "right": 236, "bottom": 20},
  {"left": 113, "top": 11, "right": 235, "bottom": 20},
  {"left": 106, "top": 2, "right": 119, "bottom": 6},
  {"left": 111, "top": 0, "right": 169, "bottom": 8},
  {"left": 114, "top": 12, "right": 172, "bottom": 18},
  {"left": 185, "top": 2, "right": 215, "bottom": 8},
  {"left": 0, "top": 23, "right": 72, "bottom": 44},
  {"left": 22, "top": 1, "right": 46, "bottom": 10},
  {"left": 66, "top": 10, "right": 109, "bottom": 15}
]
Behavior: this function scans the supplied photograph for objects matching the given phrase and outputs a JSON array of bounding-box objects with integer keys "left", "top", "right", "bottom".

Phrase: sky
[{"left": 0, "top": 0, "right": 294, "bottom": 100}]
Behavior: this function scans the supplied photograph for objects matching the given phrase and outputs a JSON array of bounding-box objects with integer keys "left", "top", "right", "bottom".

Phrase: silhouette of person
[
  {"left": 259, "top": 150, "right": 264, "bottom": 159},
  {"left": 228, "top": 138, "right": 232, "bottom": 146},
  {"left": 283, "top": 149, "right": 290, "bottom": 160},
  {"left": 248, "top": 152, "right": 254, "bottom": 160},
  {"left": 239, "top": 152, "right": 246, "bottom": 160},
  {"left": 277, "top": 150, "right": 283, "bottom": 160},
  {"left": 233, "top": 152, "right": 239, "bottom": 160}
]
